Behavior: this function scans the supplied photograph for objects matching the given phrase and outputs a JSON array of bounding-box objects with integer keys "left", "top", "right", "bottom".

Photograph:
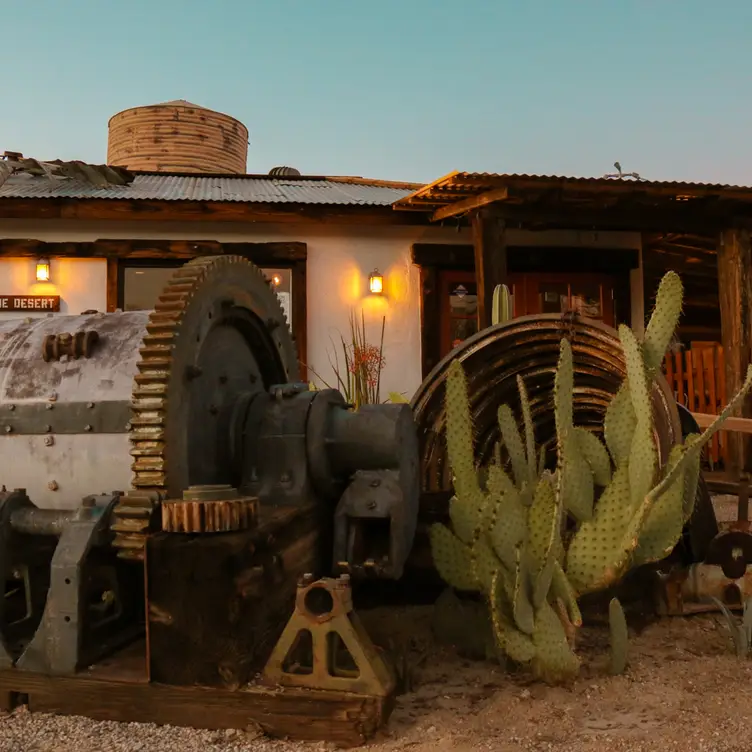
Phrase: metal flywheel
[{"left": 111, "top": 255, "right": 299, "bottom": 560}]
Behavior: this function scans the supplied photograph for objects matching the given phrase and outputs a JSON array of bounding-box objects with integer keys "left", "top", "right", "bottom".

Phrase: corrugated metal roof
[
  {"left": 443, "top": 171, "right": 752, "bottom": 190},
  {"left": 393, "top": 169, "right": 752, "bottom": 212},
  {"left": 0, "top": 172, "right": 413, "bottom": 206}
]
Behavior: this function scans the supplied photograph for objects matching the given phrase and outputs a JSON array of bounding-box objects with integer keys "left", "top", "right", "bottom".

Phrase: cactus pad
[
  {"left": 531, "top": 600, "right": 581, "bottom": 684},
  {"left": 430, "top": 523, "right": 477, "bottom": 592},
  {"left": 498, "top": 404, "right": 529, "bottom": 489},
  {"left": 608, "top": 597, "right": 629, "bottom": 675},
  {"left": 642, "top": 271, "right": 683, "bottom": 373},
  {"left": 573, "top": 427, "right": 612, "bottom": 487}
]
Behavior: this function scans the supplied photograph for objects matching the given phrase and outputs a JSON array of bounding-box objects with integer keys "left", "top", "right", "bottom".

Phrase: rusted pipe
[{"left": 9, "top": 507, "right": 75, "bottom": 536}]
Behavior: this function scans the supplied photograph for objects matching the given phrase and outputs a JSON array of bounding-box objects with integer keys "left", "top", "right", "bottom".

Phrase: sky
[{"left": 3, "top": 0, "right": 752, "bottom": 185}]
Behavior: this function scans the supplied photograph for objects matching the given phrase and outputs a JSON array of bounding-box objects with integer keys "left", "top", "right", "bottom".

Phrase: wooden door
[
  {"left": 437, "top": 270, "right": 617, "bottom": 360},
  {"left": 515, "top": 273, "right": 615, "bottom": 326},
  {"left": 438, "top": 270, "right": 525, "bottom": 356}
]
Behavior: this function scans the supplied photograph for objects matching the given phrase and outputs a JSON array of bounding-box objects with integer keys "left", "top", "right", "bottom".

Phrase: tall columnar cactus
[
  {"left": 430, "top": 270, "right": 752, "bottom": 683},
  {"left": 491, "top": 284, "right": 513, "bottom": 325}
]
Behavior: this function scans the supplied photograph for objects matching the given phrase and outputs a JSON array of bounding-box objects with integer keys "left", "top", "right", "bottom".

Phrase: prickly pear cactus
[
  {"left": 431, "top": 269, "right": 752, "bottom": 684},
  {"left": 430, "top": 358, "right": 581, "bottom": 683}
]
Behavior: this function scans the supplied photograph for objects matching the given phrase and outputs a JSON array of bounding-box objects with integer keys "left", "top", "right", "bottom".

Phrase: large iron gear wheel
[{"left": 111, "top": 255, "right": 299, "bottom": 560}]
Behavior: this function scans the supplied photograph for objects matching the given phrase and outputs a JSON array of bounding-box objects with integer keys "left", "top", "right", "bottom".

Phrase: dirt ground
[
  {"left": 2, "top": 495, "right": 752, "bottom": 751},
  {"left": 361, "top": 605, "right": 752, "bottom": 752}
]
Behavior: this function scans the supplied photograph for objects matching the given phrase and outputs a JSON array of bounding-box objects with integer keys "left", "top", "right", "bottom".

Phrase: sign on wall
[{"left": 0, "top": 295, "right": 61, "bottom": 312}]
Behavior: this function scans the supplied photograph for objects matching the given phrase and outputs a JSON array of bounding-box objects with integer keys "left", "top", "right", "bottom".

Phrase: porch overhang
[{"left": 392, "top": 170, "right": 752, "bottom": 232}]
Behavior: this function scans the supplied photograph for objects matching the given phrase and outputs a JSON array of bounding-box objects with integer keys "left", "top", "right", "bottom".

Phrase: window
[{"left": 121, "top": 263, "right": 293, "bottom": 331}]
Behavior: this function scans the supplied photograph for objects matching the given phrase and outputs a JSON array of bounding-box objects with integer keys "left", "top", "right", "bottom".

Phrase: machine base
[{"left": 0, "top": 641, "right": 394, "bottom": 748}]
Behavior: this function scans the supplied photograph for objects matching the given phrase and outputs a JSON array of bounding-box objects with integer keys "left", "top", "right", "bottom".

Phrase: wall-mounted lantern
[
  {"left": 368, "top": 269, "right": 384, "bottom": 295},
  {"left": 35, "top": 258, "right": 51, "bottom": 283}
]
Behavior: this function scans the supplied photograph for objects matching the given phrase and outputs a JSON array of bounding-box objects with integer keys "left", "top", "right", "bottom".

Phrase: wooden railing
[{"left": 663, "top": 344, "right": 727, "bottom": 468}]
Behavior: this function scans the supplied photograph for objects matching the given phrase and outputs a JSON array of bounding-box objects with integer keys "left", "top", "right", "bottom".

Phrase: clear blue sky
[{"left": 4, "top": 0, "right": 751, "bottom": 184}]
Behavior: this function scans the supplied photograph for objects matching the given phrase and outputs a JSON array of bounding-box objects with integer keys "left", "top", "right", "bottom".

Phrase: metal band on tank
[{"left": 0, "top": 400, "right": 132, "bottom": 435}]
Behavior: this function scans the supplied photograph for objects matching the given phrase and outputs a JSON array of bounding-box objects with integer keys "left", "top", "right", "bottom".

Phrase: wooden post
[
  {"left": 717, "top": 227, "right": 752, "bottom": 476},
  {"left": 471, "top": 209, "right": 507, "bottom": 330}
]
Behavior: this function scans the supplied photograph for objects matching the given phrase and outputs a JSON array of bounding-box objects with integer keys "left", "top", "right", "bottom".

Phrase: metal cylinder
[
  {"left": 0, "top": 311, "right": 149, "bottom": 508},
  {"left": 9, "top": 507, "right": 75, "bottom": 536},
  {"left": 324, "top": 403, "right": 418, "bottom": 477}
]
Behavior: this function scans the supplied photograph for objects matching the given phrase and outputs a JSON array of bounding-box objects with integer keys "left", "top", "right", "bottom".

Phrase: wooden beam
[
  {"left": 0, "top": 666, "right": 390, "bottom": 746},
  {"left": 0, "top": 238, "right": 308, "bottom": 262},
  {"left": 693, "top": 413, "right": 752, "bottom": 434},
  {"left": 290, "top": 259, "right": 308, "bottom": 381},
  {"left": 419, "top": 266, "right": 442, "bottom": 379},
  {"left": 431, "top": 187, "right": 509, "bottom": 222},
  {"left": 0, "top": 198, "right": 431, "bottom": 227},
  {"left": 471, "top": 210, "right": 507, "bottom": 330},
  {"left": 461, "top": 202, "right": 740, "bottom": 234},
  {"left": 411, "top": 243, "right": 474, "bottom": 269},
  {"left": 717, "top": 228, "right": 752, "bottom": 475},
  {"left": 106, "top": 258, "right": 119, "bottom": 312}
]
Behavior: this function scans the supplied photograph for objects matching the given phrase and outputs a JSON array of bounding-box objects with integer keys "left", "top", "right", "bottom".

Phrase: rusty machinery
[
  {"left": 0, "top": 256, "right": 418, "bottom": 702},
  {"left": 409, "top": 314, "right": 751, "bottom": 616}
]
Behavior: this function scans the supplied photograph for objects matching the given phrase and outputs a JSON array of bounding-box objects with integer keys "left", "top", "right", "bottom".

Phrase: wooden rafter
[{"left": 432, "top": 187, "right": 510, "bottom": 222}]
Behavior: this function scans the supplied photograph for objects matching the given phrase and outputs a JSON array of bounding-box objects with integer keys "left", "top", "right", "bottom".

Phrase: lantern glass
[
  {"left": 35, "top": 259, "right": 51, "bottom": 282},
  {"left": 369, "top": 270, "right": 383, "bottom": 295}
]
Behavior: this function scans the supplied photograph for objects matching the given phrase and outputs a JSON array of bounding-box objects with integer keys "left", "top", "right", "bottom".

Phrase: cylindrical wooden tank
[{"left": 107, "top": 99, "right": 248, "bottom": 174}]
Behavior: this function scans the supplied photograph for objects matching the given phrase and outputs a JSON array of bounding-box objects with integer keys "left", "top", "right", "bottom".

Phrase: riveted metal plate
[{"left": 0, "top": 401, "right": 132, "bottom": 435}]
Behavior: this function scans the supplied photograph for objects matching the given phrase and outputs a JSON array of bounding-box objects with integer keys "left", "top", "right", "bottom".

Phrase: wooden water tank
[{"left": 107, "top": 99, "right": 248, "bottom": 174}]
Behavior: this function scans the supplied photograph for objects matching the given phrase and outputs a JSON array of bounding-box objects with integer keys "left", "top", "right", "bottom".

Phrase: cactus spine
[{"left": 431, "top": 269, "right": 752, "bottom": 683}]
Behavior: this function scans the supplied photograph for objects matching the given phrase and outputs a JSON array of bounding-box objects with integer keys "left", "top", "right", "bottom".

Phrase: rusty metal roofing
[
  {"left": 394, "top": 170, "right": 752, "bottom": 212},
  {"left": 0, "top": 157, "right": 133, "bottom": 191},
  {"left": 0, "top": 172, "right": 414, "bottom": 206}
]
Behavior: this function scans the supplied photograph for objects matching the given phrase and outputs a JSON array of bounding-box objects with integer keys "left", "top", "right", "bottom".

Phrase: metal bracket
[
  {"left": 261, "top": 574, "right": 395, "bottom": 697},
  {"left": 0, "top": 401, "right": 132, "bottom": 435},
  {"left": 334, "top": 469, "right": 412, "bottom": 580},
  {"left": 14, "top": 493, "right": 136, "bottom": 675}
]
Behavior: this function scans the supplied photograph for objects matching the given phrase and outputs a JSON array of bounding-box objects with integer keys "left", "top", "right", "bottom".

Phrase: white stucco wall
[
  {"left": 0, "top": 257, "right": 107, "bottom": 320},
  {"left": 0, "top": 219, "right": 642, "bottom": 400}
]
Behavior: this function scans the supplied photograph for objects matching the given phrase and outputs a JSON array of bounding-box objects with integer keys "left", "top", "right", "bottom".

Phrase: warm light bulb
[
  {"left": 368, "top": 269, "right": 383, "bottom": 295},
  {"left": 35, "top": 259, "right": 51, "bottom": 282},
  {"left": 271, "top": 274, "right": 282, "bottom": 287}
]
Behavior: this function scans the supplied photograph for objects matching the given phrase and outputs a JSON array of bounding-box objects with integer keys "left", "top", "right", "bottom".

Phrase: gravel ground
[
  {"left": 2, "top": 494, "right": 751, "bottom": 752},
  {"left": 3, "top": 609, "right": 752, "bottom": 752}
]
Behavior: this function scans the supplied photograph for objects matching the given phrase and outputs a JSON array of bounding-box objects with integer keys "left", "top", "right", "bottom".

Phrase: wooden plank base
[{"left": 0, "top": 660, "right": 393, "bottom": 748}]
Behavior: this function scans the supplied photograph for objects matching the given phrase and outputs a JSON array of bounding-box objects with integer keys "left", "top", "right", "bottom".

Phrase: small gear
[
  {"left": 161, "top": 484, "right": 258, "bottom": 534},
  {"left": 111, "top": 255, "right": 298, "bottom": 560}
]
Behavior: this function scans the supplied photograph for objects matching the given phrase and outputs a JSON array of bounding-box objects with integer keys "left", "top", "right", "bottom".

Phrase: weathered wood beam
[
  {"left": 0, "top": 198, "right": 431, "bottom": 226},
  {"left": 470, "top": 202, "right": 743, "bottom": 234},
  {"left": 0, "top": 238, "right": 308, "bottom": 262},
  {"left": 432, "top": 187, "right": 509, "bottom": 222},
  {"left": 419, "top": 266, "right": 442, "bottom": 379},
  {"left": 411, "top": 243, "right": 474, "bottom": 269},
  {"left": 693, "top": 413, "right": 752, "bottom": 433},
  {"left": 471, "top": 209, "right": 507, "bottom": 330},
  {"left": 717, "top": 228, "right": 752, "bottom": 475}
]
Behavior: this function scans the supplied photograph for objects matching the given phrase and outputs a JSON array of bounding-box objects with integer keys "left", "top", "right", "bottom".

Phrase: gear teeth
[
  {"left": 113, "top": 254, "right": 297, "bottom": 561},
  {"left": 110, "top": 491, "right": 163, "bottom": 561}
]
